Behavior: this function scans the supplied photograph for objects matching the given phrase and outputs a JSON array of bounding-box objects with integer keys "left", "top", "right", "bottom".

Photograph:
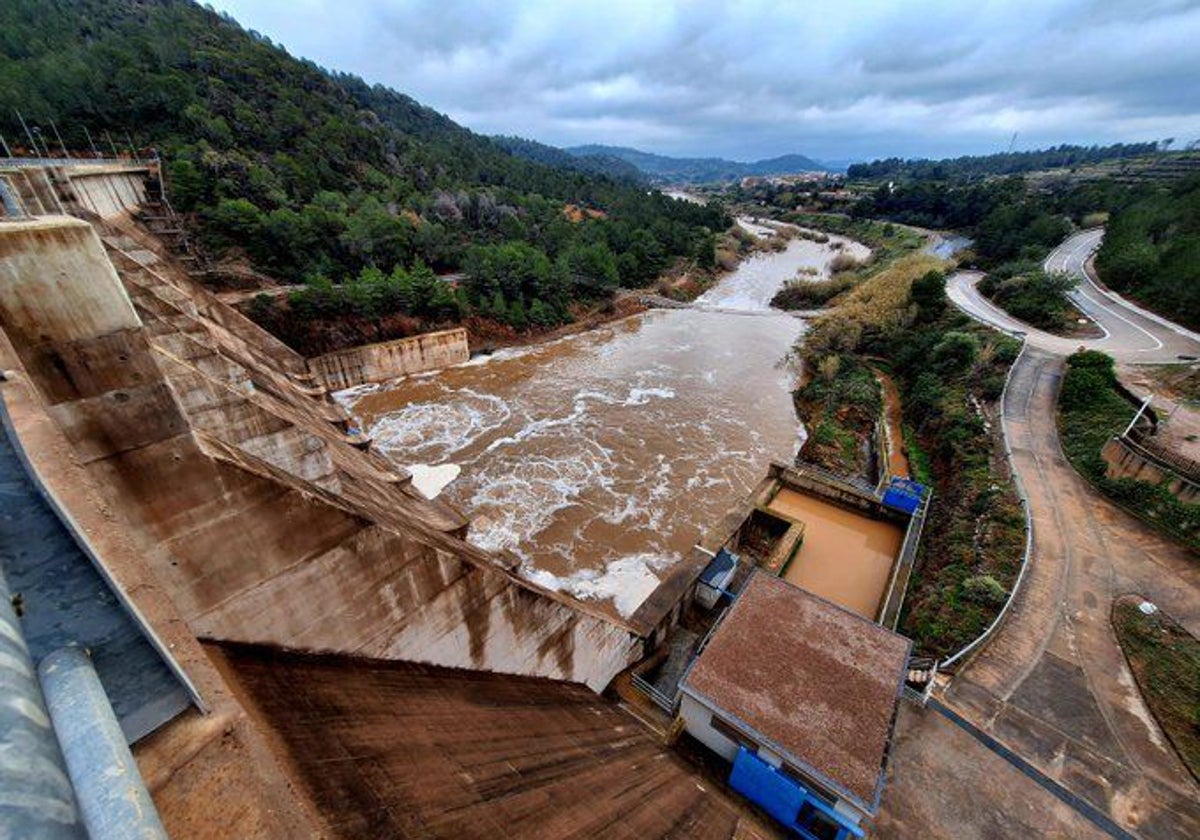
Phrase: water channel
[{"left": 342, "top": 223, "right": 869, "bottom": 621}]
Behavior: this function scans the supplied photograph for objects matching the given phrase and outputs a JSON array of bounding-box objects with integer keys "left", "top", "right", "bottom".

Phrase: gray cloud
[{"left": 212, "top": 0, "right": 1200, "bottom": 161}]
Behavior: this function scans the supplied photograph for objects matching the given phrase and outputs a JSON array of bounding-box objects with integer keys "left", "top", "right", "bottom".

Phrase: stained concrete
[
  {"left": 209, "top": 643, "right": 782, "bottom": 840},
  {"left": 0, "top": 211, "right": 647, "bottom": 697},
  {"left": 307, "top": 327, "right": 470, "bottom": 390}
]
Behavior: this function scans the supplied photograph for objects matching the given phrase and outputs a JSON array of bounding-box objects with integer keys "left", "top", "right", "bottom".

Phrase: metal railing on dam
[{"left": 0, "top": 156, "right": 150, "bottom": 168}]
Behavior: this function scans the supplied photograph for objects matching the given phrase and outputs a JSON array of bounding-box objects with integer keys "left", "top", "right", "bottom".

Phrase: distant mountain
[
  {"left": 491, "top": 136, "right": 645, "bottom": 182},
  {"left": 566, "top": 145, "right": 829, "bottom": 184}
]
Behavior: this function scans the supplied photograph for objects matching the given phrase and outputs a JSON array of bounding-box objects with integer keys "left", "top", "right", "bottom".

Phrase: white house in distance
[{"left": 678, "top": 571, "right": 911, "bottom": 839}]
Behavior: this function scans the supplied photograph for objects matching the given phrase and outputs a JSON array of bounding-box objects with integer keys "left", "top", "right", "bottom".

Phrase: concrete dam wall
[
  {"left": 1, "top": 161, "right": 151, "bottom": 220},
  {"left": 308, "top": 327, "right": 471, "bottom": 390},
  {"left": 0, "top": 212, "right": 644, "bottom": 694}
]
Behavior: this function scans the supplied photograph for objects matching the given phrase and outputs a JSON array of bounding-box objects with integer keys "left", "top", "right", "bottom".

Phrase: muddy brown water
[
  {"left": 342, "top": 225, "right": 870, "bottom": 621},
  {"left": 876, "top": 369, "right": 911, "bottom": 480},
  {"left": 767, "top": 488, "right": 903, "bottom": 620}
]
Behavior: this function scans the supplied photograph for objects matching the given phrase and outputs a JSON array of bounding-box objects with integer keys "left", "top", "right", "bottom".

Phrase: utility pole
[
  {"left": 49, "top": 119, "right": 68, "bottom": 157},
  {"left": 1123, "top": 395, "right": 1153, "bottom": 438}
]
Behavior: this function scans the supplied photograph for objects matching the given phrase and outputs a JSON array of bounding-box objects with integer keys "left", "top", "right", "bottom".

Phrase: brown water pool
[{"left": 766, "top": 488, "right": 903, "bottom": 620}]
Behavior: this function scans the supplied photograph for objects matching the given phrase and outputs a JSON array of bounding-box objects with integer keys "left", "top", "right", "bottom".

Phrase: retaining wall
[
  {"left": 307, "top": 328, "right": 470, "bottom": 391},
  {"left": 1102, "top": 435, "right": 1200, "bottom": 503}
]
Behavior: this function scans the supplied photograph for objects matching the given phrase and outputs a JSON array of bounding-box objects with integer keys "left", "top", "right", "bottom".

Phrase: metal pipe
[
  {"left": 0, "top": 571, "right": 85, "bottom": 839},
  {"left": 16, "top": 109, "right": 39, "bottom": 156},
  {"left": 1123, "top": 395, "right": 1153, "bottom": 438},
  {"left": 37, "top": 648, "right": 168, "bottom": 840},
  {"left": 82, "top": 126, "right": 100, "bottom": 158},
  {"left": 49, "top": 119, "right": 69, "bottom": 157},
  {"left": 0, "top": 179, "right": 24, "bottom": 219}
]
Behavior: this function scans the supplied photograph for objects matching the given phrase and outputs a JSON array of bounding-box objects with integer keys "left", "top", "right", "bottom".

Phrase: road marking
[
  {"left": 929, "top": 699, "right": 1140, "bottom": 840},
  {"left": 1046, "top": 232, "right": 1163, "bottom": 352}
]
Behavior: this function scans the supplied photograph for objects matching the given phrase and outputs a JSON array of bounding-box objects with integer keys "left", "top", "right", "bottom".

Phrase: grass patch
[
  {"left": 795, "top": 358, "right": 881, "bottom": 476},
  {"left": 1112, "top": 597, "right": 1200, "bottom": 782},
  {"left": 1058, "top": 351, "right": 1200, "bottom": 551}
]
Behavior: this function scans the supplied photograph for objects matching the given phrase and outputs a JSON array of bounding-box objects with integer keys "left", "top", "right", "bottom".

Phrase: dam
[
  {"left": 344, "top": 226, "right": 872, "bottom": 622},
  {"left": 0, "top": 160, "right": 912, "bottom": 839}
]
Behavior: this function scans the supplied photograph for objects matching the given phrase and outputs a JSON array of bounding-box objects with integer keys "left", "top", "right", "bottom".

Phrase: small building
[
  {"left": 678, "top": 572, "right": 911, "bottom": 839},
  {"left": 695, "top": 548, "right": 739, "bottom": 609}
]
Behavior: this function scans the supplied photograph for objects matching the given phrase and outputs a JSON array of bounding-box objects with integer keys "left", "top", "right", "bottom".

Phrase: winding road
[
  {"left": 877, "top": 231, "right": 1200, "bottom": 839},
  {"left": 948, "top": 228, "right": 1200, "bottom": 362}
]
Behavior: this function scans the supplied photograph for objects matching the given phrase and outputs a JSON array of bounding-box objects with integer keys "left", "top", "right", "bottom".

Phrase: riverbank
[
  {"left": 420, "top": 217, "right": 785, "bottom": 357},
  {"left": 337, "top": 223, "right": 854, "bottom": 623},
  {"left": 790, "top": 253, "right": 1027, "bottom": 658}
]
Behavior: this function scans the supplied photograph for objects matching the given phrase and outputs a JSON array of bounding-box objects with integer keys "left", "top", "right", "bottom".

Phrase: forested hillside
[
  {"left": 851, "top": 177, "right": 1071, "bottom": 266},
  {"left": 847, "top": 142, "right": 1160, "bottom": 181},
  {"left": 1095, "top": 177, "right": 1200, "bottom": 329},
  {"left": 0, "top": 0, "right": 726, "bottom": 351},
  {"left": 491, "top": 136, "right": 644, "bottom": 182},
  {"left": 567, "top": 144, "right": 827, "bottom": 184}
]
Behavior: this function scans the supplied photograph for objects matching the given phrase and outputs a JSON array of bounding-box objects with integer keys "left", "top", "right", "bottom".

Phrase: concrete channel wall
[
  {"left": 1102, "top": 434, "right": 1200, "bottom": 503},
  {"left": 307, "top": 327, "right": 471, "bottom": 391}
]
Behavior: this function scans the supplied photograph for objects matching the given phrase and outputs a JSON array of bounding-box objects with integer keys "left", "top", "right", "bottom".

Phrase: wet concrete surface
[{"left": 877, "top": 704, "right": 1107, "bottom": 839}]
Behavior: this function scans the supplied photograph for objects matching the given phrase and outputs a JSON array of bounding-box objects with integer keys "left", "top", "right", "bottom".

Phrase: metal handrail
[
  {"left": 0, "top": 157, "right": 148, "bottom": 168},
  {"left": 630, "top": 673, "right": 676, "bottom": 712}
]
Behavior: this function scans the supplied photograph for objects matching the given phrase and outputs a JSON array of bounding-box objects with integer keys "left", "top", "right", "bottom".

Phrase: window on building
[
  {"left": 782, "top": 762, "right": 838, "bottom": 808},
  {"left": 710, "top": 715, "right": 759, "bottom": 752}
]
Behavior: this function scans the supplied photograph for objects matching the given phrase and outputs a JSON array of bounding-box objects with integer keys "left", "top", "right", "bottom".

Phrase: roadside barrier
[{"left": 940, "top": 338, "right": 1035, "bottom": 671}]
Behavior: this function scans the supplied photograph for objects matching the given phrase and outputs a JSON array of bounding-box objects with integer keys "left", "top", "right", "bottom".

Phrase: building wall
[
  {"left": 680, "top": 693, "right": 740, "bottom": 762},
  {"left": 679, "top": 692, "right": 867, "bottom": 828},
  {"left": 307, "top": 327, "right": 470, "bottom": 391}
]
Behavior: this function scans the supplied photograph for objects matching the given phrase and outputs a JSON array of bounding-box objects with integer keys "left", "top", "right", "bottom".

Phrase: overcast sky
[{"left": 209, "top": 0, "right": 1200, "bottom": 163}]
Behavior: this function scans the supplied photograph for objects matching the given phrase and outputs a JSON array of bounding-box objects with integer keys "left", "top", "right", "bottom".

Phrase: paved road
[
  {"left": 878, "top": 231, "right": 1200, "bottom": 839},
  {"left": 881, "top": 347, "right": 1200, "bottom": 839},
  {"left": 947, "top": 229, "right": 1200, "bottom": 362},
  {"left": 942, "top": 346, "right": 1200, "bottom": 838}
]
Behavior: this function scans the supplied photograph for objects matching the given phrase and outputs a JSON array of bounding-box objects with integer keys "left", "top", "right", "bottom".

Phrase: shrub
[
  {"left": 961, "top": 575, "right": 1008, "bottom": 606},
  {"left": 932, "top": 331, "right": 980, "bottom": 373}
]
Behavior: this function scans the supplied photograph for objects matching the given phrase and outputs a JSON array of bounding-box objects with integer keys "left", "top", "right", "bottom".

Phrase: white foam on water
[
  {"left": 521, "top": 552, "right": 681, "bottom": 618},
  {"left": 626, "top": 386, "right": 675, "bottom": 405},
  {"left": 368, "top": 388, "right": 511, "bottom": 461},
  {"left": 406, "top": 463, "right": 461, "bottom": 499},
  {"left": 466, "top": 446, "right": 615, "bottom": 553}
]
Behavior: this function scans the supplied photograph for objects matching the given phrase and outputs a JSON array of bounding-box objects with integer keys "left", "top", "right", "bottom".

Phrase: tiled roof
[{"left": 680, "top": 572, "right": 910, "bottom": 812}]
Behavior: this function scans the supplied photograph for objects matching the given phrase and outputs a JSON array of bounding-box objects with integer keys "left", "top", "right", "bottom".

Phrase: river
[{"left": 341, "top": 224, "right": 869, "bottom": 621}]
